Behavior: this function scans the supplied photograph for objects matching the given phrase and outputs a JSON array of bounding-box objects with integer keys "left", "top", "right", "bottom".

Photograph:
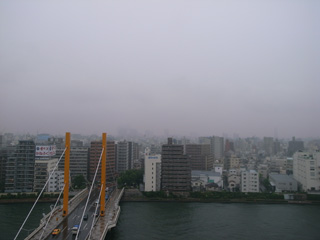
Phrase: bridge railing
[{"left": 25, "top": 188, "right": 88, "bottom": 240}]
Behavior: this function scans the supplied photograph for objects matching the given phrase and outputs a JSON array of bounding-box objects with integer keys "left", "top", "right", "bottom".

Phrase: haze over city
[{"left": 1, "top": 0, "right": 319, "bottom": 138}]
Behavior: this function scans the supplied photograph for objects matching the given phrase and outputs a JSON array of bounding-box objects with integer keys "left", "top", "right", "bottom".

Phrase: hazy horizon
[{"left": 1, "top": 1, "right": 319, "bottom": 139}]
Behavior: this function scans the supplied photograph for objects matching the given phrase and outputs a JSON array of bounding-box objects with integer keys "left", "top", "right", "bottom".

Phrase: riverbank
[
  {"left": 0, "top": 198, "right": 57, "bottom": 204},
  {"left": 120, "top": 189, "right": 320, "bottom": 205}
]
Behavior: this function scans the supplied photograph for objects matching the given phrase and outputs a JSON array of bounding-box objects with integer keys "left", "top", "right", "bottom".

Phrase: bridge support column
[
  {"left": 63, "top": 132, "right": 70, "bottom": 217},
  {"left": 100, "top": 133, "right": 107, "bottom": 216}
]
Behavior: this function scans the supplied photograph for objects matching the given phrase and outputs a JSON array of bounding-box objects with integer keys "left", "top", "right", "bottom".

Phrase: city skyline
[{"left": 1, "top": 1, "right": 320, "bottom": 139}]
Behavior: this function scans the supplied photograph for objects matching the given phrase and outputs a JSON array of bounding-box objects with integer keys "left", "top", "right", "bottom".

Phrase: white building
[
  {"left": 241, "top": 170, "right": 259, "bottom": 192},
  {"left": 293, "top": 151, "right": 320, "bottom": 191},
  {"left": 48, "top": 170, "right": 64, "bottom": 192},
  {"left": 144, "top": 150, "right": 161, "bottom": 192},
  {"left": 33, "top": 158, "right": 58, "bottom": 192}
]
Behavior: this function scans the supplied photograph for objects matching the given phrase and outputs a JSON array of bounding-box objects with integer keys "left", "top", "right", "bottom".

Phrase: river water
[
  {"left": 1, "top": 202, "right": 319, "bottom": 240},
  {"left": 0, "top": 202, "right": 52, "bottom": 240},
  {"left": 109, "top": 202, "right": 320, "bottom": 240}
]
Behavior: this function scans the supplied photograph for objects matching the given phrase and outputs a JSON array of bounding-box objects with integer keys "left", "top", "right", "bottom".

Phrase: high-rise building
[
  {"left": 88, "top": 141, "right": 116, "bottom": 187},
  {"left": 199, "top": 136, "right": 224, "bottom": 160},
  {"left": 144, "top": 152, "right": 161, "bottom": 192},
  {"left": 293, "top": 151, "right": 320, "bottom": 191},
  {"left": 185, "top": 144, "right": 213, "bottom": 171},
  {"left": 5, "top": 140, "right": 35, "bottom": 192},
  {"left": 288, "top": 137, "right": 304, "bottom": 157},
  {"left": 116, "top": 141, "right": 139, "bottom": 173},
  {"left": 57, "top": 147, "right": 89, "bottom": 180},
  {"left": 241, "top": 170, "right": 259, "bottom": 192},
  {"left": 161, "top": 138, "right": 191, "bottom": 192}
]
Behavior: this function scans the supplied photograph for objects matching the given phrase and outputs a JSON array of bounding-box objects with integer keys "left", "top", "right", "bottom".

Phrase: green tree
[
  {"left": 262, "top": 178, "right": 273, "bottom": 192},
  {"left": 72, "top": 175, "right": 87, "bottom": 189},
  {"left": 117, "top": 169, "right": 143, "bottom": 188}
]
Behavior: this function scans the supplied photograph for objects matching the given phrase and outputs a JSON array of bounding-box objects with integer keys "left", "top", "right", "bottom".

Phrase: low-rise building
[
  {"left": 269, "top": 173, "right": 298, "bottom": 192},
  {"left": 258, "top": 164, "right": 269, "bottom": 179},
  {"left": 228, "top": 169, "right": 241, "bottom": 192},
  {"left": 191, "top": 170, "right": 223, "bottom": 191},
  {"left": 48, "top": 170, "right": 64, "bottom": 192}
]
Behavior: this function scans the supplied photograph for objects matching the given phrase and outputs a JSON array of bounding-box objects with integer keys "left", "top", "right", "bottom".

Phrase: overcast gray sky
[{"left": 1, "top": 0, "right": 319, "bottom": 139}]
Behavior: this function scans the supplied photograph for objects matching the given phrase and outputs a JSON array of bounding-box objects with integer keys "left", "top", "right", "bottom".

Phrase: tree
[
  {"left": 117, "top": 169, "right": 143, "bottom": 188},
  {"left": 72, "top": 175, "right": 86, "bottom": 189},
  {"left": 262, "top": 178, "right": 273, "bottom": 192}
]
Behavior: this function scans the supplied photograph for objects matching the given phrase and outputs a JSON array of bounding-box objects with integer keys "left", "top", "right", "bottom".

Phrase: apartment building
[
  {"left": 293, "top": 151, "right": 320, "bottom": 191},
  {"left": 161, "top": 138, "right": 191, "bottom": 192},
  {"left": 144, "top": 153, "right": 161, "bottom": 192},
  {"left": 241, "top": 170, "right": 259, "bottom": 192}
]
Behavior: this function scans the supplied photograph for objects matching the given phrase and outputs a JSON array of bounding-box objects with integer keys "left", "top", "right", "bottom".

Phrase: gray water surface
[{"left": 109, "top": 202, "right": 320, "bottom": 240}]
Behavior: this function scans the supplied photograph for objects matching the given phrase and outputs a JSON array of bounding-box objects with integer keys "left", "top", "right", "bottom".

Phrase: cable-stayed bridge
[{"left": 14, "top": 132, "right": 123, "bottom": 240}]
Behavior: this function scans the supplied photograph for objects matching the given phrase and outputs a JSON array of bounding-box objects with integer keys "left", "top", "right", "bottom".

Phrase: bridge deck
[
  {"left": 89, "top": 188, "right": 124, "bottom": 240},
  {"left": 25, "top": 188, "right": 123, "bottom": 240},
  {"left": 25, "top": 188, "right": 89, "bottom": 240}
]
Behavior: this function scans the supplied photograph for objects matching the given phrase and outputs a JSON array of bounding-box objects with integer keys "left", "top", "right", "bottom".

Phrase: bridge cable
[
  {"left": 14, "top": 148, "right": 67, "bottom": 240},
  {"left": 39, "top": 183, "right": 65, "bottom": 240},
  {"left": 75, "top": 147, "right": 104, "bottom": 240},
  {"left": 87, "top": 185, "right": 104, "bottom": 240}
]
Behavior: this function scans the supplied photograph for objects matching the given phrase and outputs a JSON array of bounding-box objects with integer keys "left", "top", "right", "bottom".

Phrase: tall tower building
[
  {"left": 89, "top": 141, "right": 116, "bottom": 187},
  {"left": 161, "top": 138, "right": 191, "bottom": 192}
]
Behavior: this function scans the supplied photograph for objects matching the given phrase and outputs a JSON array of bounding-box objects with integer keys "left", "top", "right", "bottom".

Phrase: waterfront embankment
[{"left": 121, "top": 189, "right": 320, "bottom": 204}]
